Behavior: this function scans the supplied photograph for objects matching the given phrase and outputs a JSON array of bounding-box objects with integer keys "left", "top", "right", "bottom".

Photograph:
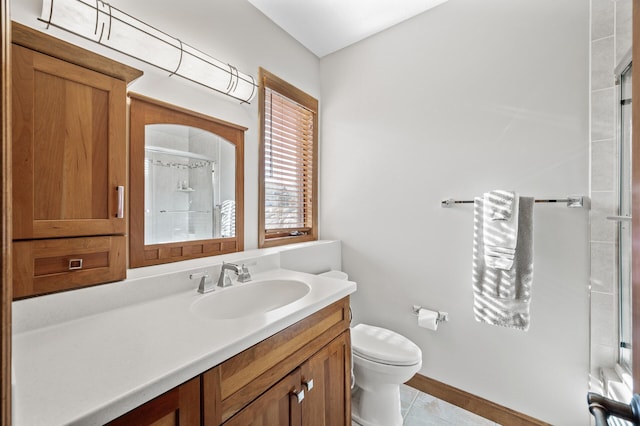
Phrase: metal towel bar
[{"left": 441, "top": 195, "right": 585, "bottom": 208}]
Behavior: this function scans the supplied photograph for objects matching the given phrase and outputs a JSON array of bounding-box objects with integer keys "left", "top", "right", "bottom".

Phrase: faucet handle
[
  {"left": 237, "top": 263, "right": 252, "bottom": 283},
  {"left": 191, "top": 271, "right": 214, "bottom": 294}
]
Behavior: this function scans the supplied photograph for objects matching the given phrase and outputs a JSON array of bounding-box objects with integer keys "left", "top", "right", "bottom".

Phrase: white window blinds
[{"left": 263, "top": 87, "right": 314, "bottom": 236}]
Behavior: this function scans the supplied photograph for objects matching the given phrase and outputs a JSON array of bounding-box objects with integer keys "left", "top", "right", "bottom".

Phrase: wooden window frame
[{"left": 258, "top": 68, "right": 318, "bottom": 248}]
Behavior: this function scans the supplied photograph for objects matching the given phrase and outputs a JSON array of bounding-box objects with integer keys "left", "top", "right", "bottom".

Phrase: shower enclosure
[{"left": 614, "top": 55, "right": 633, "bottom": 375}]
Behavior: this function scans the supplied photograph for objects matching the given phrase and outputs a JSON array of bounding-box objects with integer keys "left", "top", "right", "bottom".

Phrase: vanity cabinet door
[
  {"left": 223, "top": 369, "right": 302, "bottom": 426},
  {"left": 12, "top": 43, "right": 127, "bottom": 240},
  {"left": 300, "top": 331, "right": 351, "bottom": 426},
  {"left": 107, "top": 377, "right": 200, "bottom": 426},
  {"left": 222, "top": 331, "right": 351, "bottom": 426}
]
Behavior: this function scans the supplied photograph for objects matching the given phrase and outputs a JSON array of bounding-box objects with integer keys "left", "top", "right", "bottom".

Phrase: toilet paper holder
[{"left": 412, "top": 305, "right": 449, "bottom": 324}]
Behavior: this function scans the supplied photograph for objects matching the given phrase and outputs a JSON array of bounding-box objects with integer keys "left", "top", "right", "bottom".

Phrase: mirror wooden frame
[{"left": 129, "top": 93, "right": 245, "bottom": 268}]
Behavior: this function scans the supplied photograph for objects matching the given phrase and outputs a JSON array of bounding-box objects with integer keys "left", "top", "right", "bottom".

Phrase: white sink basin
[{"left": 190, "top": 279, "right": 311, "bottom": 320}]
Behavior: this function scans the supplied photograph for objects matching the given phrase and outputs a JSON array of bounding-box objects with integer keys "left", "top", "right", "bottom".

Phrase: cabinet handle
[
  {"left": 116, "top": 186, "right": 125, "bottom": 218},
  {"left": 291, "top": 389, "right": 305, "bottom": 403},
  {"left": 303, "top": 379, "right": 314, "bottom": 392},
  {"left": 68, "top": 259, "right": 83, "bottom": 270}
]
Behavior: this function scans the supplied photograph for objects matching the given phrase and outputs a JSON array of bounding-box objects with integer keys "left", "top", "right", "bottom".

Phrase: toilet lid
[{"left": 351, "top": 323, "right": 422, "bottom": 366}]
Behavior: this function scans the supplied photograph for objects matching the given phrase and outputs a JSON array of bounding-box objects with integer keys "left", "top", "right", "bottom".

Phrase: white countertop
[{"left": 12, "top": 268, "right": 356, "bottom": 425}]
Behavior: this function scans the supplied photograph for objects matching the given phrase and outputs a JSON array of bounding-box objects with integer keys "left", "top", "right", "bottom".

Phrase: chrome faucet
[
  {"left": 191, "top": 271, "right": 215, "bottom": 294},
  {"left": 218, "top": 262, "right": 239, "bottom": 288},
  {"left": 217, "top": 262, "right": 252, "bottom": 287}
]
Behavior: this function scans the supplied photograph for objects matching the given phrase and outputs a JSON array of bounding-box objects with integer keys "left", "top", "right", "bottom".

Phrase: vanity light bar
[{"left": 39, "top": 0, "right": 258, "bottom": 103}]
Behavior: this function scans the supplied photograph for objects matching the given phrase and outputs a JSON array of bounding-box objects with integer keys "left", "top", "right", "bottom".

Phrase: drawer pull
[
  {"left": 303, "top": 379, "right": 314, "bottom": 392},
  {"left": 68, "top": 259, "right": 83, "bottom": 270},
  {"left": 291, "top": 389, "right": 305, "bottom": 403},
  {"left": 116, "top": 186, "right": 125, "bottom": 218}
]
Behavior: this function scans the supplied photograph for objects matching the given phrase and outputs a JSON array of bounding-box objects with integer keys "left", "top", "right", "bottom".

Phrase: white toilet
[
  {"left": 316, "top": 271, "right": 422, "bottom": 425},
  {"left": 351, "top": 323, "right": 422, "bottom": 426}
]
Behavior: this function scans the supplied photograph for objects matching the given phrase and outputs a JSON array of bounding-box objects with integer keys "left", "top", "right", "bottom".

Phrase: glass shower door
[{"left": 618, "top": 61, "right": 632, "bottom": 373}]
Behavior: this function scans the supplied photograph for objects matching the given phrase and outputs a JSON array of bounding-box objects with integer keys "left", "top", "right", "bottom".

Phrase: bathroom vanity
[
  {"left": 108, "top": 298, "right": 350, "bottom": 425},
  {"left": 12, "top": 264, "right": 355, "bottom": 425}
]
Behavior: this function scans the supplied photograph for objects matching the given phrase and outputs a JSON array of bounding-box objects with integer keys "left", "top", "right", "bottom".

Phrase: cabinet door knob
[
  {"left": 116, "top": 186, "right": 125, "bottom": 218},
  {"left": 291, "top": 389, "right": 305, "bottom": 403},
  {"left": 303, "top": 379, "right": 314, "bottom": 392}
]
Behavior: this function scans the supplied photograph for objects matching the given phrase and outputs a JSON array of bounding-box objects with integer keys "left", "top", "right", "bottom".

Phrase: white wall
[
  {"left": 10, "top": 0, "right": 320, "bottom": 251},
  {"left": 319, "top": 0, "right": 590, "bottom": 424}
]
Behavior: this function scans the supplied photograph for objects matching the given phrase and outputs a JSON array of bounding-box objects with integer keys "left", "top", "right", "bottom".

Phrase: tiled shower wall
[{"left": 590, "top": 0, "right": 633, "bottom": 377}]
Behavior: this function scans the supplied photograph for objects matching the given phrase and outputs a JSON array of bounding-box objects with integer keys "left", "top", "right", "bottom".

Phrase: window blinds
[{"left": 264, "top": 87, "right": 314, "bottom": 235}]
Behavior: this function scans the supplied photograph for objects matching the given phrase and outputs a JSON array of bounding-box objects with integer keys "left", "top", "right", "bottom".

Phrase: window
[{"left": 258, "top": 68, "right": 318, "bottom": 248}]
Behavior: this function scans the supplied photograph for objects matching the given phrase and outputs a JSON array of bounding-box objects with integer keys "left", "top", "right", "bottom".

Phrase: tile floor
[{"left": 400, "top": 384, "right": 500, "bottom": 426}]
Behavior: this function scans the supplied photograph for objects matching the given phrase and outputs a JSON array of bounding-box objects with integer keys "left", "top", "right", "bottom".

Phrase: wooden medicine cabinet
[
  {"left": 11, "top": 22, "right": 142, "bottom": 298},
  {"left": 129, "top": 94, "right": 245, "bottom": 268}
]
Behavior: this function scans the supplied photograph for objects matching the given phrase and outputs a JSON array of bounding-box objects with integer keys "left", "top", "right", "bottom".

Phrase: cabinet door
[
  {"left": 224, "top": 369, "right": 303, "bottom": 426},
  {"left": 12, "top": 44, "right": 126, "bottom": 239},
  {"left": 300, "top": 331, "right": 351, "bottom": 426},
  {"left": 107, "top": 377, "right": 200, "bottom": 426}
]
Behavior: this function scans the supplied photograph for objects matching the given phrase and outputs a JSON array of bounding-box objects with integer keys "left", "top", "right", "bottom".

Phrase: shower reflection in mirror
[{"left": 144, "top": 125, "right": 236, "bottom": 245}]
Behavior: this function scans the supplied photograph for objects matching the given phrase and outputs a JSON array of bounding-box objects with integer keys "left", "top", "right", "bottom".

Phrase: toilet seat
[{"left": 351, "top": 323, "right": 421, "bottom": 366}]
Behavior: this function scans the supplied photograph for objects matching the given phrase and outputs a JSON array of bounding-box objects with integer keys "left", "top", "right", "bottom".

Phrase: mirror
[
  {"left": 129, "top": 94, "right": 245, "bottom": 268},
  {"left": 144, "top": 126, "right": 236, "bottom": 243}
]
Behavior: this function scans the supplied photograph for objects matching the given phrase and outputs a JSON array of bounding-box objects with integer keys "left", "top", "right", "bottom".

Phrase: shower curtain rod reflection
[{"left": 441, "top": 195, "right": 585, "bottom": 208}]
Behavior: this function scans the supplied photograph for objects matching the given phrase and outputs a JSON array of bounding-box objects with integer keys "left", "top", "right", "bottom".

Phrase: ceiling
[{"left": 247, "top": 0, "right": 450, "bottom": 58}]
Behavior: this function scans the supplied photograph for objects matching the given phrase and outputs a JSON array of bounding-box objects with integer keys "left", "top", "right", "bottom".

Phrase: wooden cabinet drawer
[
  {"left": 202, "top": 297, "right": 350, "bottom": 424},
  {"left": 13, "top": 235, "right": 126, "bottom": 298}
]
